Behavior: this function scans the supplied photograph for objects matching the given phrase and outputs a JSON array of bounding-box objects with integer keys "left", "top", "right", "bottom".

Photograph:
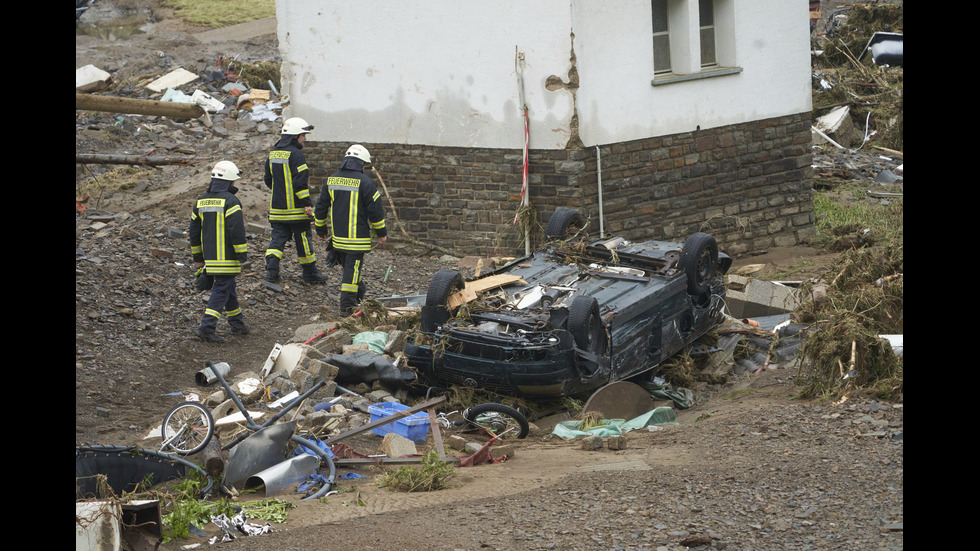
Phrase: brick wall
[{"left": 304, "top": 112, "right": 815, "bottom": 258}]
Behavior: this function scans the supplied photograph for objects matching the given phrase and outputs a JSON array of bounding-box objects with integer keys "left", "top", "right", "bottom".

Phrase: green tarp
[{"left": 551, "top": 406, "right": 679, "bottom": 439}]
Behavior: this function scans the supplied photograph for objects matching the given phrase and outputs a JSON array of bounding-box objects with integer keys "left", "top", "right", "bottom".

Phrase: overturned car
[{"left": 404, "top": 208, "right": 732, "bottom": 398}]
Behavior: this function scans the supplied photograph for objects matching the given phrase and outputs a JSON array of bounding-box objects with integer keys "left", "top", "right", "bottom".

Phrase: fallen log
[
  {"left": 75, "top": 153, "right": 201, "bottom": 166},
  {"left": 76, "top": 92, "right": 205, "bottom": 119}
]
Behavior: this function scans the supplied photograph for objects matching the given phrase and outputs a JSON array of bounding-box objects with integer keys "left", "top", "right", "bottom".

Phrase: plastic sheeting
[{"left": 551, "top": 406, "right": 679, "bottom": 439}]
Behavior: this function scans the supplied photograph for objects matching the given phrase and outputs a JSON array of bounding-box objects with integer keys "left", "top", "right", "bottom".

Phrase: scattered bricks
[
  {"left": 149, "top": 248, "right": 173, "bottom": 260},
  {"left": 382, "top": 433, "right": 418, "bottom": 458},
  {"left": 289, "top": 368, "right": 316, "bottom": 394},
  {"left": 607, "top": 435, "right": 627, "bottom": 450},
  {"left": 204, "top": 389, "right": 226, "bottom": 408},
  {"left": 342, "top": 343, "right": 372, "bottom": 354},
  {"left": 446, "top": 434, "right": 467, "bottom": 451},
  {"left": 493, "top": 443, "right": 516, "bottom": 459},
  {"left": 311, "top": 380, "right": 337, "bottom": 403},
  {"left": 292, "top": 345, "right": 325, "bottom": 371},
  {"left": 211, "top": 399, "right": 239, "bottom": 421},
  {"left": 383, "top": 330, "right": 407, "bottom": 355},
  {"left": 96, "top": 407, "right": 110, "bottom": 418},
  {"left": 464, "top": 442, "right": 484, "bottom": 454},
  {"left": 270, "top": 375, "right": 298, "bottom": 397},
  {"left": 305, "top": 410, "right": 329, "bottom": 429},
  {"left": 581, "top": 435, "right": 604, "bottom": 451},
  {"left": 367, "top": 389, "right": 394, "bottom": 402},
  {"left": 314, "top": 328, "right": 351, "bottom": 355},
  {"left": 306, "top": 358, "right": 339, "bottom": 381}
]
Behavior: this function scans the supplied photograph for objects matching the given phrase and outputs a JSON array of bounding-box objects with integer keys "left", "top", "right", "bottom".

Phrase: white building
[{"left": 275, "top": 0, "right": 815, "bottom": 256}]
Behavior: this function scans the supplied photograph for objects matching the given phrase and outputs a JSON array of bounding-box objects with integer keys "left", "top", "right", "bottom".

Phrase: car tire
[
  {"left": 545, "top": 208, "right": 586, "bottom": 240},
  {"left": 679, "top": 232, "right": 719, "bottom": 296},
  {"left": 568, "top": 294, "right": 606, "bottom": 355},
  {"left": 422, "top": 269, "right": 465, "bottom": 332}
]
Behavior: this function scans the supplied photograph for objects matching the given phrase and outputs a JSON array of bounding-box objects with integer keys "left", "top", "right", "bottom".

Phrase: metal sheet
[
  {"left": 581, "top": 381, "right": 656, "bottom": 420},
  {"left": 243, "top": 454, "right": 320, "bottom": 497},
  {"left": 222, "top": 421, "right": 296, "bottom": 490}
]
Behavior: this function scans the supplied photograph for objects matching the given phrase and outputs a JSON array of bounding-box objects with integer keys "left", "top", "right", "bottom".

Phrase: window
[
  {"left": 699, "top": 0, "right": 716, "bottom": 67},
  {"left": 652, "top": 0, "right": 671, "bottom": 74},
  {"left": 651, "top": 0, "right": 740, "bottom": 85}
]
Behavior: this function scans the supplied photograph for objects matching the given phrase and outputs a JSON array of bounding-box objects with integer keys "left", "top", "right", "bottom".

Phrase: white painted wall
[{"left": 277, "top": 0, "right": 811, "bottom": 149}]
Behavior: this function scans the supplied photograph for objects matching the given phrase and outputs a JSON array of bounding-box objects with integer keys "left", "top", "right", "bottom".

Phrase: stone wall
[{"left": 303, "top": 112, "right": 815, "bottom": 258}]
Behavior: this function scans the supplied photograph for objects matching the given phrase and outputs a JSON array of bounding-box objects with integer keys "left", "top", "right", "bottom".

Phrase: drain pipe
[{"left": 596, "top": 145, "right": 605, "bottom": 238}]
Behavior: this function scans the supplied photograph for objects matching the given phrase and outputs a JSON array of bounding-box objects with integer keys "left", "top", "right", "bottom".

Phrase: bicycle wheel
[
  {"left": 161, "top": 401, "right": 215, "bottom": 456},
  {"left": 460, "top": 403, "right": 530, "bottom": 439}
]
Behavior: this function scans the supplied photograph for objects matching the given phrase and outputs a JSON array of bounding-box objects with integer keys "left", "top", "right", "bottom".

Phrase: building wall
[
  {"left": 304, "top": 112, "right": 814, "bottom": 258},
  {"left": 284, "top": 0, "right": 815, "bottom": 257},
  {"left": 276, "top": 0, "right": 813, "bottom": 149}
]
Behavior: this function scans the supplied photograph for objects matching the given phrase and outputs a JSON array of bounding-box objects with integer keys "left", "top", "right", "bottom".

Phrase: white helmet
[
  {"left": 282, "top": 117, "right": 314, "bottom": 135},
  {"left": 211, "top": 160, "right": 242, "bottom": 181},
  {"left": 345, "top": 144, "right": 372, "bottom": 164}
]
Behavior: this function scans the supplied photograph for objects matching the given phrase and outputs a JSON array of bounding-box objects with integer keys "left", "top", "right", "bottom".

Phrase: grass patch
[
  {"left": 813, "top": 192, "right": 904, "bottom": 250},
  {"left": 164, "top": 0, "right": 275, "bottom": 28},
  {"left": 378, "top": 451, "right": 457, "bottom": 492}
]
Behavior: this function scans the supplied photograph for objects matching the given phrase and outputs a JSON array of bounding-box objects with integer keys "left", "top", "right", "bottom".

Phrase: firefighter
[
  {"left": 263, "top": 116, "right": 329, "bottom": 284},
  {"left": 189, "top": 161, "right": 250, "bottom": 343},
  {"left": 314, "top": 144, "right": 388, "bottom": 316}
]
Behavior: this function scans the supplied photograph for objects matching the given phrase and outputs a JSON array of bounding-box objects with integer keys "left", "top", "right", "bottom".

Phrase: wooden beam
[
  {"left": 76, "top": 92, "right": 206, "bottom": 119},
  {"left": 76, "top": 153, "right": 200, "bottom": 166},
  {"left": 321, "top": 396, "right": 446, "bottom": 446}
]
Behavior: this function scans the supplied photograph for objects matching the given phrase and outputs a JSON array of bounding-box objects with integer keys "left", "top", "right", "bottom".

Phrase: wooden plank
[
  {"left": 321, "top": 396, "right": 446, "bottom": 446},
  {"left": 446, "top": 274, "right": 525, "bottom": 309}
]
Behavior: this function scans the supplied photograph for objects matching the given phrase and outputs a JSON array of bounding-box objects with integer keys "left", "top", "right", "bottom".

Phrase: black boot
[
  {"left": 195, "top": 328, "right": 225, "bottom": 343},
  {"left": 302, "top": 264, "right": 329, "bottom": 284},
  {"left": 265, "top": 256, "right": 280, "bottom": 282}
]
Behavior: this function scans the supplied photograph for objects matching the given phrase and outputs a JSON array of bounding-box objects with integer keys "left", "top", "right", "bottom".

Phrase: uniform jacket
[
  {"left": 264, "top": 136, "right": 312, "bottom": 223},
  {"left": 314, "top": 161, "right": 387, "bottom": 252},
  {"left": 189, "top": 179, "right": 248, "bottom": 275}
]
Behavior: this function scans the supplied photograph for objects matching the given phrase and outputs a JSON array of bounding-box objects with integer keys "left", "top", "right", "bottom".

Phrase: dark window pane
[
  {"left": 700, "top": 29, "right": 716, "bottom": 66},
  {"left": 654, "top": 36, "right": 671, "bottom": 73},
  {"left": 652, "top": 0, "right": 668, "bottom": 33},
  {"left": 700, "top": 0, "right": 714, "bottom": 26}
]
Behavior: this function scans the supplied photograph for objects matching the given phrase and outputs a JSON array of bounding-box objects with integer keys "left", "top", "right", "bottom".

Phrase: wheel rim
[
  {"left": 165, "top": 406, "right": 210, "bottom": 452},
  {"left": 470, "top": 412, "right": 523, "bottom": 438}
]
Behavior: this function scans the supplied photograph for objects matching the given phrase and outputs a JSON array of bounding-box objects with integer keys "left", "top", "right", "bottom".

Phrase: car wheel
[
  {"left": 568, "top": 295, "right": 606, "bottom": 355},
  {"left": 679, "top": 232, "right": 718, "bottom": 295},
  {"left": 545, "top": 207, "right": 586, "bottom": 241},
  {"left": 422, "top": 269, "right": 465, "bottom": 332}
]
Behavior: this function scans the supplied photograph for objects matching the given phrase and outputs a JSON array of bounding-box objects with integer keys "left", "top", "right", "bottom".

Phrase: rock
[
  {"left": 581, "top": 435, "right": 604, "bottom": 451},
  {"left": 381, "top": 433, "right": 417, "bottom": 458}
]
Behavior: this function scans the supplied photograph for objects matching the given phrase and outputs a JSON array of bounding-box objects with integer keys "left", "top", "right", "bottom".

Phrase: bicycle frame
[{"left": 203, "top": 360, "right": 336, "bottom": 501}]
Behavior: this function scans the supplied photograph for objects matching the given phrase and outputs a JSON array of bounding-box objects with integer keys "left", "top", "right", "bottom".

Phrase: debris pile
[
  {"left": 791, "top": 246, "right": 903, "bottom": 401},
  {"left": 811, "top": 3, "right": 903, "bottom": 151}
]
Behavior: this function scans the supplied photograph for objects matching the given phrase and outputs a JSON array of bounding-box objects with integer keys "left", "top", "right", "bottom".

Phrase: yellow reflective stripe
[
  {"left": 204, "top": 308, "right": 221, "bottom": 319},
  {"left": 233, "top": 243, "right": 247, "bottom": 253},
  {"left": 353, "top": 259, "right": 361, "bottom": 283},
  {"left": 226, "top": 307, "right": 242, "bottom": 317},
  {"left": 296, "top": 188, "right": 310, "bottom": 200},
  {"left": 191, "top": 245, "right": 203, "bottom": 254},
  {"left": 372, "top": 191, "right": 381, "bottom": 201},
  {"left": 265, "top": 249, "right": 283, "bottom": 259},
  {"left": 341, "top": 283, "right": 359, "bottom": 292},
  {"left": 347, "top": 191, "right": 357, "bottom": 237},
  {"left": 297, "top": 164, "right": 308, "bottom": 172},
  {"left": 370, "top": 219, "right": 386, "bottom": 230},
  {"left": 225, "top": 204, "right": 241, "bottom": 217}
]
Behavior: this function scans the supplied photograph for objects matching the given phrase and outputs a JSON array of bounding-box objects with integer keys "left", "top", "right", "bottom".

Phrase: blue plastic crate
[{"left": 369, "top": 402, "right": 431, "bottom": 443}]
